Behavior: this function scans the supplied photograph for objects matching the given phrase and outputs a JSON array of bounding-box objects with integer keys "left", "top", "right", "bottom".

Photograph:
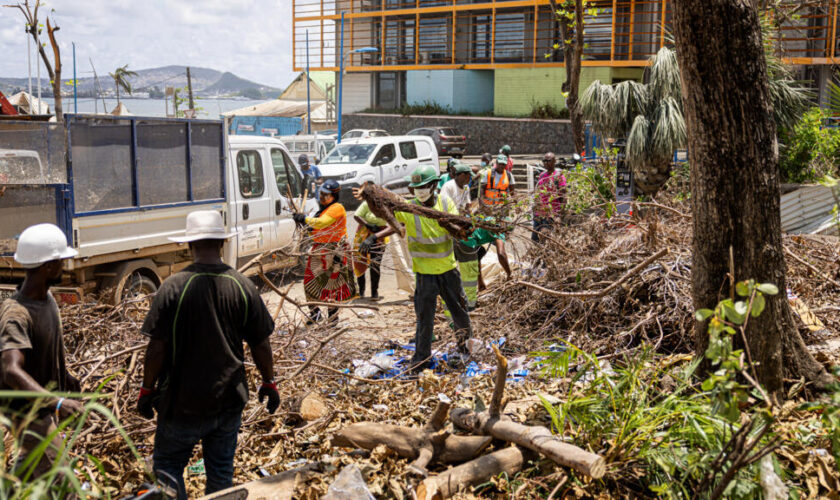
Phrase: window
[
  {"left": 373, "top": 144, "right": 396, "bottom": 165},
  {"left": 370, "top": 130, "right": 389, "bottom": 137},
  {"left": 271, "top": 148, "right": 295, "bottom": 198},
  {"left": 439, "top": 128, "right": 458, "bottom": 137},
  {"left": 416, "top": 140, "right": 434, "bottom": 160},
  {"left": 376, "top": 73, "right": 398, "bottom": 109},
  {"left": 399, "top": 141, "right": 418, "bottom": 159},
  {"left": 322, "top": 143, "right": 377, "bottom": 165},
  {"left": 237, "top": 150, "right": 264, "bottom": 198}
]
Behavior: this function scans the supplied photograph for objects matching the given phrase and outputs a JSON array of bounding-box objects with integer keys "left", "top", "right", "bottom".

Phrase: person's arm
[
  {"left": 508, "top": 172, "right": 516, "bottom": 195},
  {"left": 305, "top": 212, "right": 337, "bottom": 229},
  {"left": 250, "top": 337, "right": 275, "bottom": 384},
  {"left": 495, "top": 239, "right": 512, "bottom": 278},
  {"left": 141, "top": 338, "right": 167, "bottom": 390},
  {"left": 1, "top": 349, "right": 83, "bottom": 417}
]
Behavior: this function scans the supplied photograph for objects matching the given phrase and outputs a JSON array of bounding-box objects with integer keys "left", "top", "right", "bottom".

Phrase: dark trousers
[
  {"left": 357, "top": 244, "right": 384, "bottom": 297},
  {"left": 153, "top": 406, "right": 244, "bottom": 499},
  {"left": 531, "top": 217, "right": 554, "bottom": 243},
  {"left": 412, "top": 268, "right": 472, "bottom": 368}
]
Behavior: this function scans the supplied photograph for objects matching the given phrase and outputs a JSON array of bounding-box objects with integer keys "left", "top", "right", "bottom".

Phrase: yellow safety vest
[{"left": 395, "top": 195, "right": 457, "bottom": 275}]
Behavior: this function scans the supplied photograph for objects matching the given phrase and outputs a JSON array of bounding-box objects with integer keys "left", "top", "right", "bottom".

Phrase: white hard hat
[
  {"left": 169, "top": 210, "right": 235, "bottom": 243},
  {"left": 14, "top": 223, "right": 78, "bottom": 268}
]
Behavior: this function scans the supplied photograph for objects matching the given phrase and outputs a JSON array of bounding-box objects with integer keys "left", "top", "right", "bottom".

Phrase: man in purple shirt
[{"left": 532, "top": 152, "right": 567, "bottom": 243}]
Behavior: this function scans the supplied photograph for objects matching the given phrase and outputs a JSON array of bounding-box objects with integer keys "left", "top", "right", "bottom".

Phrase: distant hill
[{"left": 0, "top": 65, "right": 282, "bottom": 99}]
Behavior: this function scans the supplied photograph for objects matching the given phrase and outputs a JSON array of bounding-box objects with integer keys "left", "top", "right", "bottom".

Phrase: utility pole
[
  {"left": 72, "top": 42, "right": 77, "bottom": 114},
  {"left": 186, "top": 66, "right": 195, "bottom": 113},
  {"left": 26, "top": 26, "right": 32, "bottom": 107},
  {"left": 89, "top": 58, "right": 106, "bottom": 113}
]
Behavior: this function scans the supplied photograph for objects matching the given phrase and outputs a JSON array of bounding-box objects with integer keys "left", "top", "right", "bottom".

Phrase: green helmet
[
  {"left": 501, "top": 145, "right": 511, "bottom": 155},
  {"left": 408, "top": 165, "right": 440, "bottom": 187},
  {"left": 453, "top": 162, "right": 472, "bottom": 175}
]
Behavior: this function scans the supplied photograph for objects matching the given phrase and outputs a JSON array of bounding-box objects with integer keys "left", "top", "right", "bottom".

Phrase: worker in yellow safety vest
[
  {"left": 361, "top": 165, "right": 473, "bottom": 372},
  {"left": 480, "top": 154, "right": 515, "bottom": 207}
]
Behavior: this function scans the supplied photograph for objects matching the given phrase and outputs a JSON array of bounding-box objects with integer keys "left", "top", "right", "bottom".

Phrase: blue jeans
[{"left": 153, "top": 406, "right": 244, "bottom": 499}]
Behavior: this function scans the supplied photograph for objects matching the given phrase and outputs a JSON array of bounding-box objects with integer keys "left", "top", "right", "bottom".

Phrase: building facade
[{"left": 293, "top": 0, "right": 840, "bottom": 116}]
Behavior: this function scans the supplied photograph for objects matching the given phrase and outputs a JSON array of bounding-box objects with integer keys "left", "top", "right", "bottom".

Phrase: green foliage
[
  {"left": 529, "top": 101, "right": 569, "bottom": 120},
  {"left": 779, "top": 108, "right": 840, "bottom": 183},
  {"left": 0, "top": 388, "right": 143, "bottom": 498},
  {"left": 564, "top": 147, "right": 615, "bottom": 214},
  {"left": 532, "top": 281, "right": 817, "bottom": 497},
  {"left": 360, "top": 101, "right": 493, "bottom": 117}
]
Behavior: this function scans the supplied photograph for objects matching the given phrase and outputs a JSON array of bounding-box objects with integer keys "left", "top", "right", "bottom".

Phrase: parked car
[
  {"left": 318, "top": 129, "right": 339, "bottom": 140},
  {"left": 316, "top": 135, "right": 438, "bottom": 206},
  {"left": 406, "top": 127, "right": 466, "bottom": 158},
  {"left": 341, "top": 129, "right": 389, "bottom": 140},
  {"left": 0, "top": 116, "right": 317, "bottom": 304},
  {"left": 277, "top": 134, "right": 336, "bottom": 165}
]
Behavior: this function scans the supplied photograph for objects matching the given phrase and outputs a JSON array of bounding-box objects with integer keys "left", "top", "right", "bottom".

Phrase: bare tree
[
  {"left": 4, "top": 0, "right": 62, "bottom": 119},
  {"left": 672, "top": 0, "right": 831, "bottom": 394},
  {"left": 548, "top": 0, "right": 588, "bottom": 155}
]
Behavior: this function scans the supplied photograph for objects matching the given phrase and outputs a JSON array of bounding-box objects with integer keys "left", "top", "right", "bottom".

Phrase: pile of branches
[{"left": 468, "top": 198, "right": 840, "bottom": 362}]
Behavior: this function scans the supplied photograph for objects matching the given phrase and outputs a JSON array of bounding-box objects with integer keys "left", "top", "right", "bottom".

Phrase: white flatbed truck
[{"left": 0, "top": 115, "right": 316, "bottom": 304}]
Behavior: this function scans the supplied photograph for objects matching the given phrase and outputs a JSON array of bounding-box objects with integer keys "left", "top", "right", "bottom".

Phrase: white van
[
  {"left": 316, "top": 135, "right": 439, "bottom": 200},
  {"left": 277, "top": 134, "right": 336, "bottom": 165}
]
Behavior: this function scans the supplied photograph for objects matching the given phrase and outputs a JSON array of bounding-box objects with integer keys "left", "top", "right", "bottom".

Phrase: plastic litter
[
  {"left": 187, "top": 459, "right": 204, "bottom": 476},
  {"left": 759, "top": 455, "right": 788, "bottom": 500},
  {"left": 353, "top": 350, "right": 398, "bottom": 379},
  {"left": 323, "top": 463, "right": 375, "bottom": 500},
  {"left": 358, "top": 310, "right": 375, "bottom": 318}
]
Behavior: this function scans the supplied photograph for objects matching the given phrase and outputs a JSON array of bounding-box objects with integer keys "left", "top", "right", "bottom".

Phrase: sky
[{"left": 0, "top": 0, "right": 298, "bottom": 89}]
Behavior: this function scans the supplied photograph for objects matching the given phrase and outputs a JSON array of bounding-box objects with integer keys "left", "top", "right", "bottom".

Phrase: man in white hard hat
[
  {"left": 137, "top": 210, "right": 278, "bottom": 499},
  {"left": 0, "top": 223, "right": 84, "bottom": 478}
]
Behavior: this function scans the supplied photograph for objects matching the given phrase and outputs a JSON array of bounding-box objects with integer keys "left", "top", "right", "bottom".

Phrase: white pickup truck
[{"left": 0, "top": 115, "right": 316, "bottom": 304}]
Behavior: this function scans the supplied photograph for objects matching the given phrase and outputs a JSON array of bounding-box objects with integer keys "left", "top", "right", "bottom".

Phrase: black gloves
[
  {"left": 258, "top": 381, "right": 280, "bottom": 414},
  {"left": 359, "top": 235, "right": 378, "bottom": 255},
  {"left": 137, "top": 387, "right": 156, "bottom": 419},
  {"left": 365, "top": 223, "right": 381, "bottom": 234},
  {"left": 292, "top": 213, "right": 307, "bottom": 226}
]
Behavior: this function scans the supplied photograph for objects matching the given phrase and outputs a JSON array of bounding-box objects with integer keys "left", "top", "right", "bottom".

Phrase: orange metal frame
[{"left": 293, "top": 0, "right": 840, "bottom": 72}]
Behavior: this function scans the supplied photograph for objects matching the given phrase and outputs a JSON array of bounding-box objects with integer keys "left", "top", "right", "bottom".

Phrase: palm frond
[
  {"left": 613, "top": 80, "right": 650, "bottom": 131},
  {"left": 581, "top": 80, "right": 619, "bottom": 136},
  {"left": 651, "top": 97, "right": 686, "bottom": 157},
  {"left": 649, "top": 47, "right": 681, "bottom": 101},
  {"left": 826, "top": 76, "right": 840, "bottom": 117},
  {"left": 768, "top": 77, "right": 811, "bottom": 130},
  {"left": 626, "top": 115, "right": 651, "bottom": 167}
]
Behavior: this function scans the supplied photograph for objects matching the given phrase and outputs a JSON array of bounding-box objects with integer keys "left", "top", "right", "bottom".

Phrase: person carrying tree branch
[{"left": 362, "top": 165, "right": 474, "bottom": 372}]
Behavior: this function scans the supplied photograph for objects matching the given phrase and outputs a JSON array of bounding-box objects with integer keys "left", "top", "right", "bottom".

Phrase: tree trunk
[
  {"left": 557, "top": 0, "right": 586, "bottom": 155},
  {"left": 672, "top": 0, "right": 831, "bottom": 393},
  {"left": 633, "top": 157, "right": 672, "bottom": 195},
  {"left": 46, "top": 19, "right": 61, "bottom": 120}
]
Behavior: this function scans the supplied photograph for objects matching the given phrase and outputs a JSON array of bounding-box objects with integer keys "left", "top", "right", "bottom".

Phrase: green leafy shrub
[
  {"left": 779, "top": 107, "right": 840, "bottom": 183},
  {"left": 529, "top": 101, "right": 570, "bottom": 120}
]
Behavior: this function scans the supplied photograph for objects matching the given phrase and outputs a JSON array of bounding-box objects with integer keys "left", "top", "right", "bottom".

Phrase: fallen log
[
  {"left": 331, "top": 423, "right": 492, "bottom": 468},
  {"left": 200, "top": 461, "right": 321, "bottom": 500},
  {"left": 415, "top": 446, "right": 525, "bottom": 500},
  {"left": 449, "top": 347, "right": 606, "bottom": 479}
]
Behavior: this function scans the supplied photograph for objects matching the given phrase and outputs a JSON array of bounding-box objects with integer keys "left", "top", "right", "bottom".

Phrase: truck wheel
[{"left": 121, "top": 272, "right": 157, "bottom": 320}]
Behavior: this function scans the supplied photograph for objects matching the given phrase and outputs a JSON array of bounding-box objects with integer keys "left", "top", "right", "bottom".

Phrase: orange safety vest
[{"left": 483, "top": 169, "right": 511, "bottom": 205}]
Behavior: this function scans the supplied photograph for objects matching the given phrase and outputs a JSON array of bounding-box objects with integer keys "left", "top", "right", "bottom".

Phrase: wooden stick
[
  {"left": 425, "top": 397, "right": 452, "bottom": 432},
  {"left": 784, "top": 246, "right": 840, "bottom": 289},
  {"left": 237, "top": 251, "right": 266, "bottom": 274},
  {"left": 73, "top": 343, "right": 145, "bottom": 370},
  {"left": 415, "top": 446, "right": 525, "bottom": 500},
  {"left": 516, "top": 248, "right": 668, "bottom": 299},
  {"left": 272, "top": 283, "right": 295, "bottom": 322},
  {"left": 489, "top": 345, "right": 508, "bottom": 417},
  {"left": 285, "top": 327, "right": 350, "bottom": 379},
  {"left": 258, "top": 271, "right": 379, "bottom": 311}
]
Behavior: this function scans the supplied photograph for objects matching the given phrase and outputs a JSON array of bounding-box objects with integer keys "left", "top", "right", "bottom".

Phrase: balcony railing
[{"left": 292, "top": 0, "right": 840, "bottom": 71}]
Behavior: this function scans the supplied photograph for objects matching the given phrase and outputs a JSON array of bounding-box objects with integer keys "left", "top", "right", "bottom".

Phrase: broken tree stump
[
  {"left": 415, "top": 446, "right": 525, "bottom": 500},
  {"left": 449, "top": 346, "right": 606, "bottom": 479}
]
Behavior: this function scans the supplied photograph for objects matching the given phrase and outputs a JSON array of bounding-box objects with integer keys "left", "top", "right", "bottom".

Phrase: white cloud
[{"left": 0, "top": 0, "right": 297, "bottom": 89}]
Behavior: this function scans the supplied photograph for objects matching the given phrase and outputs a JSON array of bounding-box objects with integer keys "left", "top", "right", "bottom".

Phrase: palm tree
[
  {"left": 582, "top": 27, "right": 809, "bottom": 196},
  {"left": 109, "top": 64, "right": 138, "bottom": 105}
]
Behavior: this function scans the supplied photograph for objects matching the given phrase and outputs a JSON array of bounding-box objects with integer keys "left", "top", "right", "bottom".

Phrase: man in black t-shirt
[{"left": 137, "top": 210, "right": 279, "bottom": 499}]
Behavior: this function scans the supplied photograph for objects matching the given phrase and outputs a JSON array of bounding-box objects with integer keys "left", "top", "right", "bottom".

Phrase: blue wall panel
[{"left": 406, "top": 70, "right": 494, "bottom": 114}]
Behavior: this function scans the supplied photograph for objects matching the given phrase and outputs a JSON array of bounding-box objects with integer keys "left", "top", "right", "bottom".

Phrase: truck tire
[{"left": 100, "top": 259, "right": 161, "bottom": 305}]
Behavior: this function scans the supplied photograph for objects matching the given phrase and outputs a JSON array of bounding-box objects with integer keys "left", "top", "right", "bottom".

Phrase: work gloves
[
  {"left": 258, "top": 381, "right": 280, "bottom": 414},
  {"left": 359, "top": 235, "right": 378, "bottom": 255},
  {"left": 292, "top": 213, "right": 307, "bottom": 226},
  {"left": 137, "top": 387, "right": 156, "bottom": 419},
  {"left": 365, "top": 223, "right": 381, "bottom": 234}
]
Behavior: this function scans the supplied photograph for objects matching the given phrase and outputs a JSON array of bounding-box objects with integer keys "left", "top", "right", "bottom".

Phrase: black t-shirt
[
  {"left": 141, "top": 263, "right": 274, "bottom": 419},
  {"left": 0, "top": 292, "right": 66, "bottom": 411}
]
